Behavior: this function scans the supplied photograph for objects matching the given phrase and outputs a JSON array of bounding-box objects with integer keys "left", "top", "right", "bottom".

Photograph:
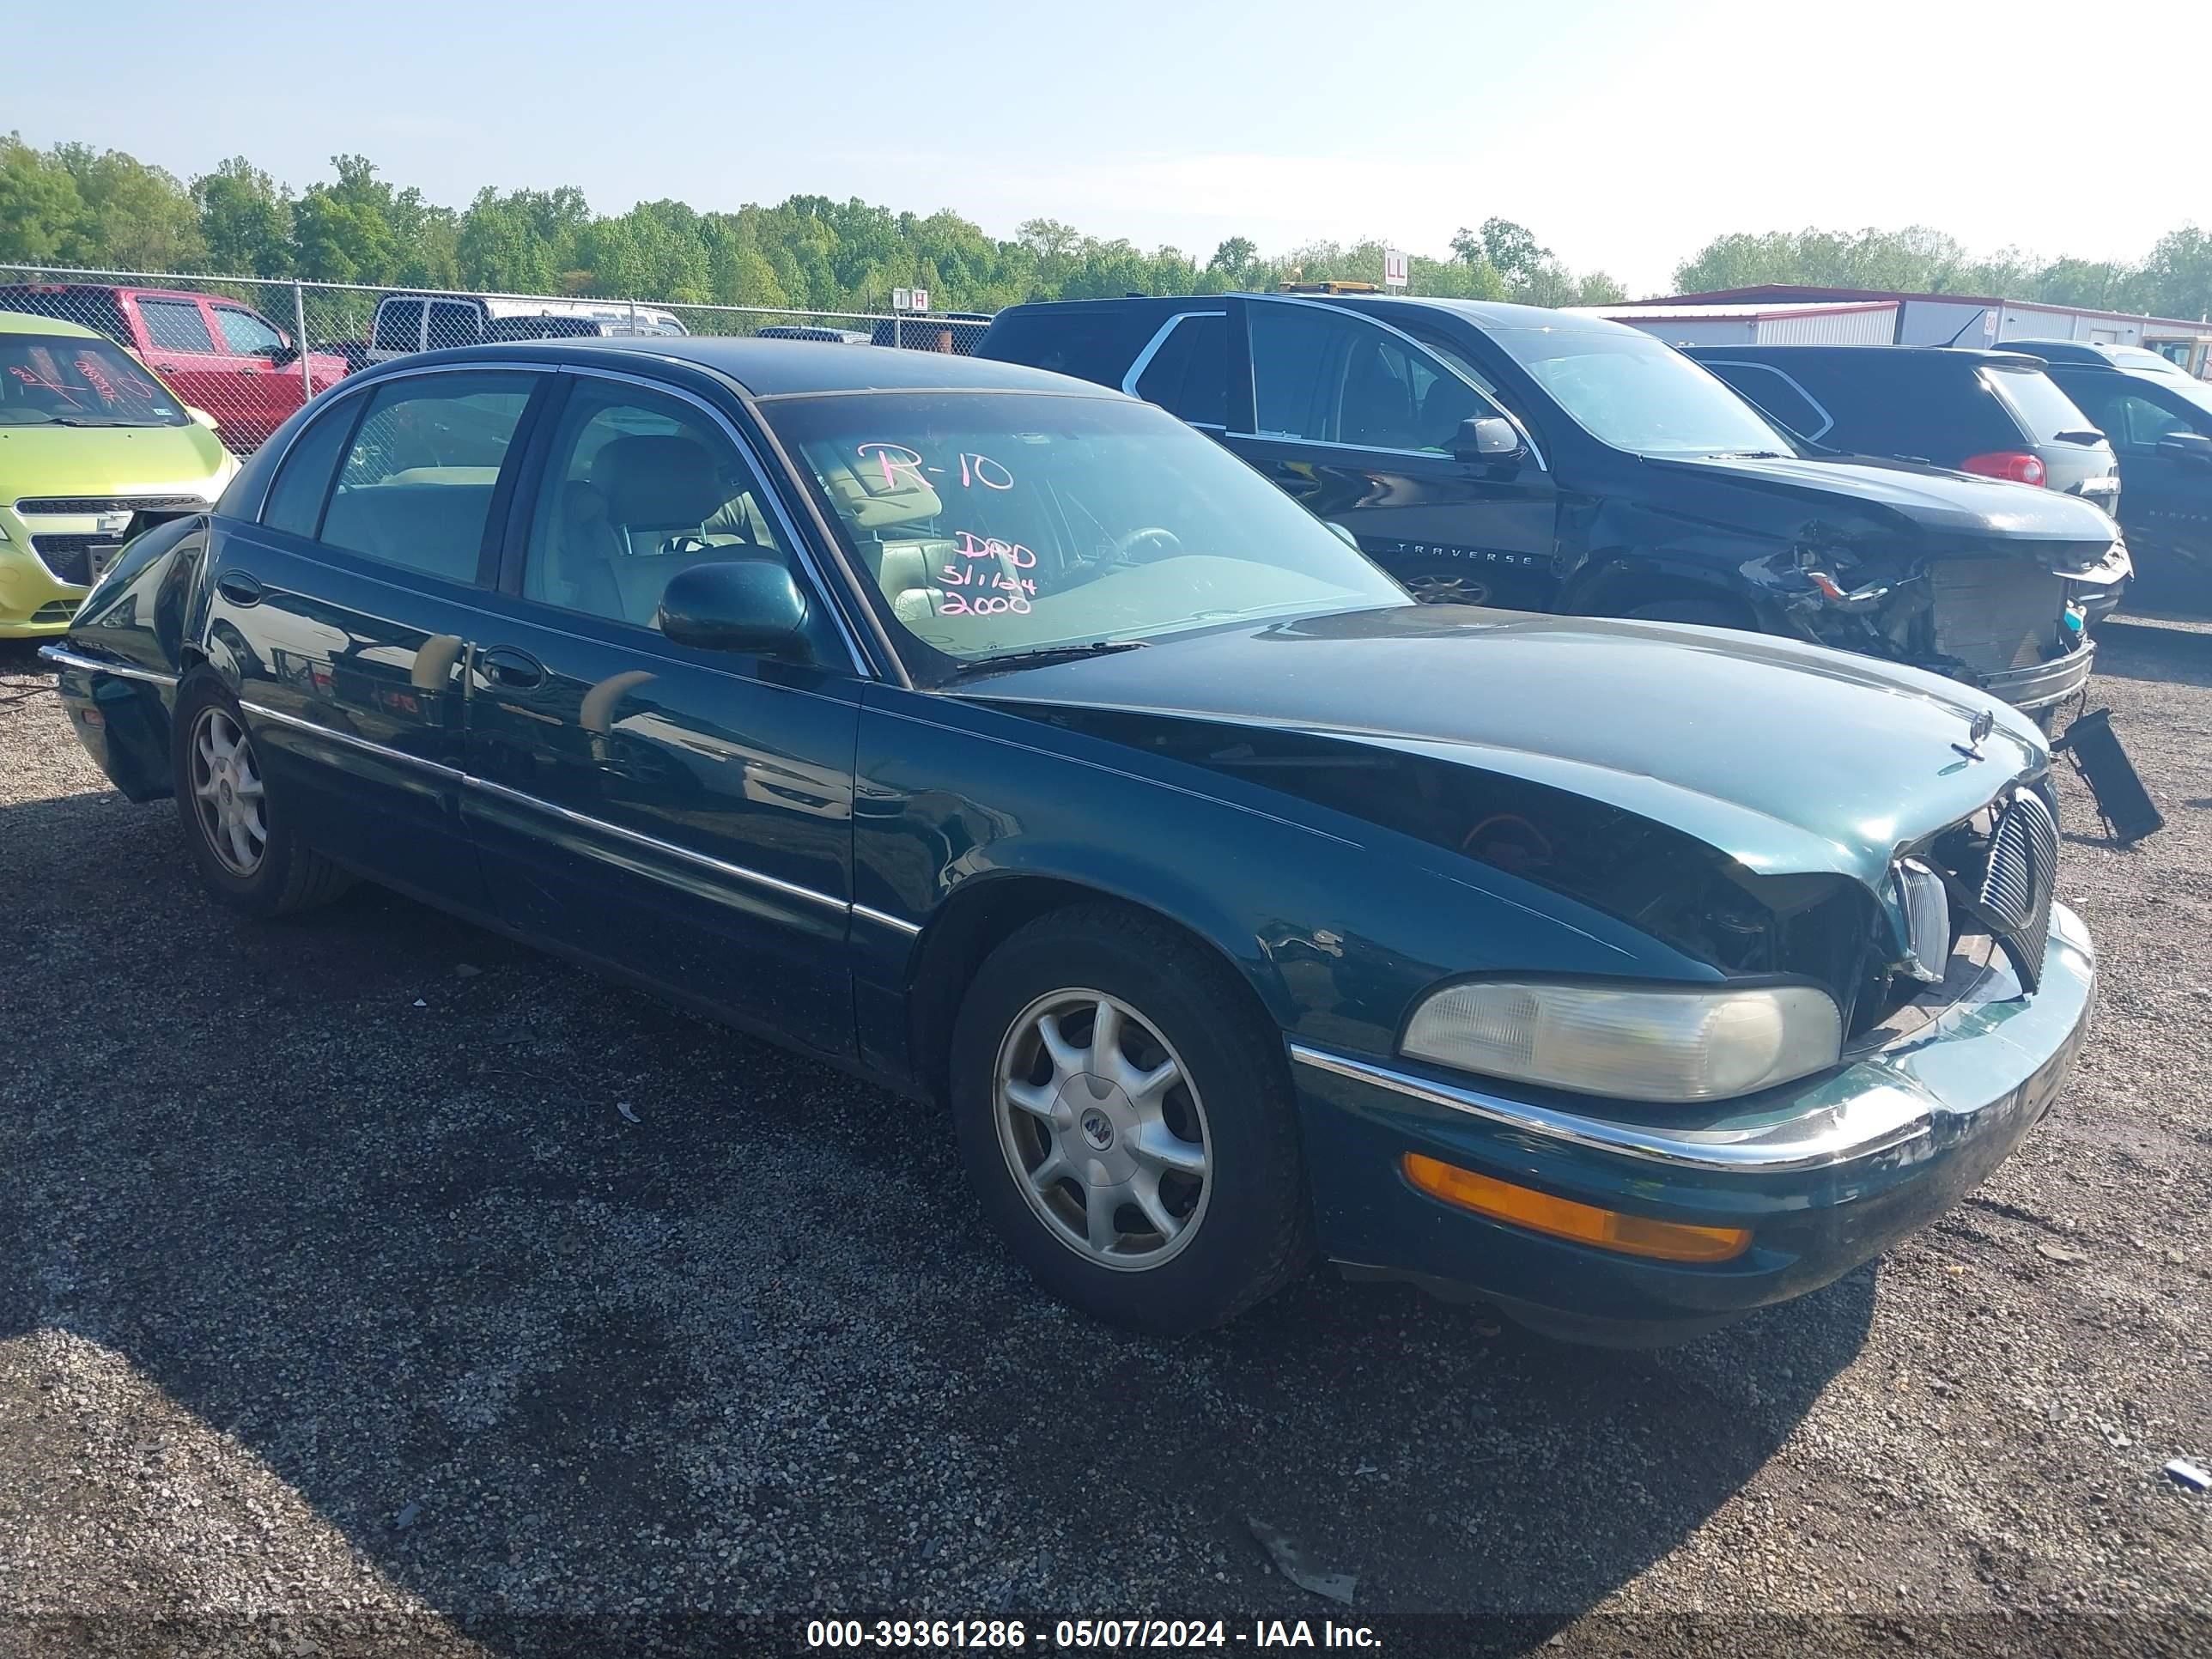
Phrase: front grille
[
  {"left": 30, "top": 534, "right": 102, "bottom": 586},
  {"left": 15, "top": 495, "right": 207, "bottom": 516},
  {"left": 31, "top": 600, "right": 76, "bottom": 623},
  {"left": 1978, "top": 790, "right": 2058, "bottom": 989},
  {"left": 1930, "top": 560, "right": 2066, "bottom": 672}
]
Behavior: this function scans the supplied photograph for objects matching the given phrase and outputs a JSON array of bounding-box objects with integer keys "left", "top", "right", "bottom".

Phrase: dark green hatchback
[{"left": 43, "top": 337, "right": 2094, "bottom": 1345}]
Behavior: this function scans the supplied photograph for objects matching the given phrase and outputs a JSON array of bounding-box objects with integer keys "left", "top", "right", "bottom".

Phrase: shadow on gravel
[
  {"left": 2089, "top": 618, "right": 2212, "bottom": 689},
  {"left": 0, "top": 776, "right": 1873, "bottom": 1649}
]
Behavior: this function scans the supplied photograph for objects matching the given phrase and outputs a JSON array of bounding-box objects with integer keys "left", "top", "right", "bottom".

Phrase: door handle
[
  {"left": 216, "top": 569, "right": 264, "bottom": 605},
  {"left": 478, "top": 646, "right": 547, "bottom": 690}
]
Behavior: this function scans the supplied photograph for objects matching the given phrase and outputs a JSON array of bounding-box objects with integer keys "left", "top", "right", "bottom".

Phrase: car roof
[
  {"left": 0, "top": 281, "right": 217, "bottom": 306},
  {"left": 1336, "top": 294, "right": 1634, "bottom": 334},
  {"left": 0, "top": 308, "right": 100, "bottom": 339},
  {"left": 1684, "top": 343, "right": 2048, "bottom": 369},
  {"left": 993, "top": 291, "right": 1620, "bottom": 336},
  {"left": 390, "top": 335, "right": 1124, "bottom": 398}
]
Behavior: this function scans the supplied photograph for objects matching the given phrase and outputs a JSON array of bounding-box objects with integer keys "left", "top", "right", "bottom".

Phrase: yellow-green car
[{"left": 0, "top": 311, "right": 237, "bottom": 638}]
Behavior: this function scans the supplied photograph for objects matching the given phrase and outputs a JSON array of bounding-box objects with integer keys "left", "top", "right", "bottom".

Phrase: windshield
[
  {"left": 1490, "top": 325, "right": 1798, "bottom": 458},
  {"left": 0, "top": 333, "right": 189, "bottom": 428},
  {"left": 763, "top": 391, "right": 1407, "bottom": 673},
  {"left": 2108, "top": 344, "right": 2190, "bottom": 375}
]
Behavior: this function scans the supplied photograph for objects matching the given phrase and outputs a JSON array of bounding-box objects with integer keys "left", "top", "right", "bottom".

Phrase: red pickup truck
[{"left": 0, "top": 283, "right": 348, "bottom": 452}]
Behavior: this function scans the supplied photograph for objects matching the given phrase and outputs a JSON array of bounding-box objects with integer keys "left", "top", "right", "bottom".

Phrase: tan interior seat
[{"left": 536, "top": 433, "right": 785, "bottom": 627}]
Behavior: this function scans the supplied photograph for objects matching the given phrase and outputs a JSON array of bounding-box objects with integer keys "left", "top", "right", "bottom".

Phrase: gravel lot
[{"left": 2, "top": 623, "right": 2208, "bottom": 1656}]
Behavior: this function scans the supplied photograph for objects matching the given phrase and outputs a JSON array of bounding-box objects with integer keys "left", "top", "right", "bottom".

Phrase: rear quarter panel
[{"left": 50, "top": 514, "right": 211, "bottom": 799}]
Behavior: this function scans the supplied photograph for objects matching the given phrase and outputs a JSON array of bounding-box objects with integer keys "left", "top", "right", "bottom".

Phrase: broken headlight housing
[{"left": 1401, "top": 979, "right": 1843, "bottom": 1103}]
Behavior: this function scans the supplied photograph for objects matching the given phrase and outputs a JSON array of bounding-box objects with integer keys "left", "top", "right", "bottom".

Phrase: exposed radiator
[{"left": 1929, "top": 560, "right": 2065, "bottom": 672}]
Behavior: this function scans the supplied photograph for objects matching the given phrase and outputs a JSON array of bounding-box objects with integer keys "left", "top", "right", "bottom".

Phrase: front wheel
[
  {"left": 950, "top": 905, "right": 1312, "bottom": 1334},
  {"left": 172, "top": 677, "right": 353, "bottom": 917},
  {"left": 1397, "top": 560, "right": 1493, "bottom": 606}
]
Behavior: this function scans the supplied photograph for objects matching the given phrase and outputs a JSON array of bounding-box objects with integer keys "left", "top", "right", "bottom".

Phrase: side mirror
[
  {"left": 2157, "top": 432, "right": 2212, "bottom": 465},
  {"left": 266, "top": 340, "right": 301, "bottom": 367},
  {"left": 658, "top": 559, "right": 813, "bottom": 659},
  {"left": 1453, "top": 415, "right": 1524, "bottom": 465},
  {"left": 185, "top": 406, "right": 219, "bottom": 430}
]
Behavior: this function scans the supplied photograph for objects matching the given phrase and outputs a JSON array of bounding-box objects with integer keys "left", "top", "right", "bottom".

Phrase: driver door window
[
  {"left": 213, "top": 306, "right": 286, "bottom": 357},
  {"left": 1249, "top": 303, "right": 1497, "bottom": 452},
  {"left": 520, "top": 380, "right": 798, "bottom": 637},
  {"left": 2107, "top": 390, "right": 2193, "bottom": 451}
]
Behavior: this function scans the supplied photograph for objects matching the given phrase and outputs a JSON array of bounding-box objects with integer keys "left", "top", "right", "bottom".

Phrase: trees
[
  {"left": 2141, "top": 228, "right": 2212, "bottom": 324},
  {"left": 3, "top": 131, "right": 2203, "bottom": 330},
  {"left": 195, "top": 159, "right": 294, "bottom": 278},
  {"left": 0, "top": 133, "right": 86, "bottom": 264},
  {"left": 1670, "top": 224, "right": 2212, "bottom": 320}
]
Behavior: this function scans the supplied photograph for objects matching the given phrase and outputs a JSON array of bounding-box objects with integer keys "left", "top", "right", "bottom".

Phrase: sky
[{"left": 10, "top": 0, "right": 2202, "bottom": 296}]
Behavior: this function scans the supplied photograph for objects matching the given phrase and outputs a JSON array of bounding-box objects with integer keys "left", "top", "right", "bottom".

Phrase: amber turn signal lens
[{"left": 1402, "top": 1154, "right": 1752, "bottom": 1264}]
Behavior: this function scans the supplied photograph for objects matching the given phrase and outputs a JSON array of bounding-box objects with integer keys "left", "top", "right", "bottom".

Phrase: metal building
[
  {"left": 1598, "top": 285, "right": 2212, "bottom": 376},
  {"left": 1569, "top": 298, "right": 1899, "bottom": 346}
]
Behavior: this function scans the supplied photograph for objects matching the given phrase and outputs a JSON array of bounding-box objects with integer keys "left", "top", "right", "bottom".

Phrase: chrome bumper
[
  {"left": 1979, "top": 640, "right": 2097, "bottom": 713},
  {"left": 1290, "top": 902, "right": 2095, "bottom": 1176}
]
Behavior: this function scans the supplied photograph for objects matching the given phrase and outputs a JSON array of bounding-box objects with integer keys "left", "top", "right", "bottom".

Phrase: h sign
[{"left": 912, "top": 288, "right": 930, "bottom": 313}]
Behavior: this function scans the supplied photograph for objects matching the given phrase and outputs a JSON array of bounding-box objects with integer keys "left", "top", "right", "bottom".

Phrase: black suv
[
  {"left": 1998, "top": 341, "right": 2212, "bottom": 602},
  {"left": 977, "top": 295, "right": 2130, "bottom": 719},
  {"left": 1686, "top": 347, "right": 2121, "bottom": 511}
]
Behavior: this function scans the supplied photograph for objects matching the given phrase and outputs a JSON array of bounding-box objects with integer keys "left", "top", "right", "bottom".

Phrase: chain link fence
[{"left": 0, "top": 264, "right": 993, "bottom": 459}]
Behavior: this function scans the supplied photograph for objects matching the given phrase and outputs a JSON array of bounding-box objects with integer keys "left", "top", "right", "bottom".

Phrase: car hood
[
  {"left": 0, "top": 422, "right": 230, "bottom": 500},
  {"left": 1654, "top": 452, "right": 2118, "bottom": 549},
  {"left": 957, "top": 604, "right": 2041, "bottom": 893}
]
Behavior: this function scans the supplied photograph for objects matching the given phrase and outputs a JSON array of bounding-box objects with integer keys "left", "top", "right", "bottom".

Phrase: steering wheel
[{"left": 1109, "top": 526, "right": 1182, "bottom": 564}]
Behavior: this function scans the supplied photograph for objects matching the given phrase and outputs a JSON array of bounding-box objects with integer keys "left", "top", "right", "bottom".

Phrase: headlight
[{"left": 1401, "top": 980, "right": 1843, "bottom": 1103}]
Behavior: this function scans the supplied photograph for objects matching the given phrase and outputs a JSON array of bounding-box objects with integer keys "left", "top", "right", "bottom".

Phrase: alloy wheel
[
  {"left": 189, "top": 707, "right": 268, "bottom": 877},
  {"left": 994, "top": 988, "right": 1212, "bottom": 1271},
  {"left": 1405, "top": 573, "right": 1491, "bottom": 605}
]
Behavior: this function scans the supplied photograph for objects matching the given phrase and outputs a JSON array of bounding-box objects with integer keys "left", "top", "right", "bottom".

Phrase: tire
[
  {"left": 172, "top": 675, "right": 353, "bottom": 917},
  {"left": 949, "top": 903, "right": 1312, "bottom": 1334},
  {"left": 1622, "top": 596, "right": 1750, "bottom": 629}
]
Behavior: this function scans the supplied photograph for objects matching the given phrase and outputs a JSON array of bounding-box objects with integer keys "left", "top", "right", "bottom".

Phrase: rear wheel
[
  {"left": 950, "top": 905, "right": 1311, "bottom": 1333},
  {"left": 172, "top": 677, "right": 353, "bottom": 917}
]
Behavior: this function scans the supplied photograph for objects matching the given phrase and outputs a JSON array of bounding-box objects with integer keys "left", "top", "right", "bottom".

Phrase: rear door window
[
  {"left": 1246, "top": 304, "right": 1337, "bottom": 439},
  {"left": 260, "top": 398, "right": 361, "bottom": 538},
  {"left": 1132, "top": 313, "right": 1228, "bottom": 427},
  {"left": 137, "top": 298, "right": 217, "bottom": 354},
  {"left": 319, "top": 372, "right": 534, "bottom": 582},
  {"left": 428, "top": 301, "right": 481, "bottom": 350}
]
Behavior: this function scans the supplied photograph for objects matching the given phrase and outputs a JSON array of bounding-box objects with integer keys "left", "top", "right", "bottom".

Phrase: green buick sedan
[{"left": 42, "top": 337, "right": 2094, "bottom": 1345}]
